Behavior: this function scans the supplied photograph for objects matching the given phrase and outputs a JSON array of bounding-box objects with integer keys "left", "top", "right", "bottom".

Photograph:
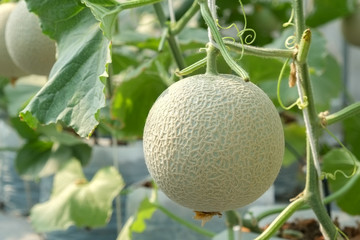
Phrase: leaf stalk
[{"left": 323, "top": 102, "right": 360, "bottom": 126}]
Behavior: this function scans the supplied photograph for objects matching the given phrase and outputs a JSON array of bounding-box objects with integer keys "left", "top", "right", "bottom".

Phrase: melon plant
[
  {"left": 0, "top": 3, "right": 26, "bottom": 78},
  {"left": 5, "top": 0, "right": 56, "bottom": 76},
  {"left": 143, "top": 73, "right": 284, "bottom": 212}
]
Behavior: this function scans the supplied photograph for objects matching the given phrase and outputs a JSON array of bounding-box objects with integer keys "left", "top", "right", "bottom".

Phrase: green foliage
[
  {"left": 130, "top": 197, "right": 158, "bottom": 233},
  {"left": 81, "top": 0, "right": 120, "bottom": 39},
  {"left": 15, "top": 140, "right": 54, "bottom": 179},
  {"left": 20, "top": 0, "right": 111, "bottom": 138},
  {"left": 3, "top": 78, "right": 43, "bottom": 117},
  {"left": 306, "top": 0, "right": 356, "bottom": 27},
  {"left": 344, "top": 114, "right": 360, "bottom": 159},
  {"left": 111, "top": 55, "right": 169, "bottom": 138},
  {"left": 118, "top": 196, "right": 158, "bottom": 240},
  {"left": 31, "top": 159, "right": 124, "bottom": 232},
  {"left": 323, "top": 149, "right": 360, "bottom": 215},
  {"left": 244, "top": 28, "right": 342, "bottom": 112},
  {"left": 0, "top": 0, "right": 359, "bottom": 237},
  {"left": 283, "top": 123, "right": 306, "bottom": 166}
]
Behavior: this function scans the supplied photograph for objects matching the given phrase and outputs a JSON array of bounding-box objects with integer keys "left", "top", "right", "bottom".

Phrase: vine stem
[
  {"left": 254, "top": 169, "right": 360, "bottom": 223},
  {"left": 293, "top": 0, "right": 340, "bottom": 238},
  {"left": 153, "top": 3, "right": 186, "bottom": 70},
  {"left": 171, "top": 0, "right": 199, "bottom": 35},
  {"left": 254, "top": 197, "right": 305, "bottom": 240},
  {"left": 198, "top": 0, "right": 250, "bottom": 81}
]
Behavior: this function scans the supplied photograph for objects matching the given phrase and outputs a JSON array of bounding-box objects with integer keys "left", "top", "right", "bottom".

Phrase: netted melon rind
[
  {"left": 144, "top": 74, "right": 284, "bottom": 212},
  {"left": 0, "top": 3, "right": 26, "bottom": 78},
  {"left": 5, "top": 0, "right": 56, "bottom": 76}
]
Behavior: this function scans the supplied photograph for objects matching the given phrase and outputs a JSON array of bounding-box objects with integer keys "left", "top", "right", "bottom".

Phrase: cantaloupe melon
[
  {"left": 0, "top": 3, "right": 26, "bottom": 78},
  {"left": 143, "top": 74, "right": 284, "bottom": 212},
  {"left": 5, "top": 0, "right": 56, "bottom": 76}
]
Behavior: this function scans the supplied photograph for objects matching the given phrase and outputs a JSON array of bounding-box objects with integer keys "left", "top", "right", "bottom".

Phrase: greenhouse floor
[{"left": 0, "top": 211, "right": 42, "bottom": 240}]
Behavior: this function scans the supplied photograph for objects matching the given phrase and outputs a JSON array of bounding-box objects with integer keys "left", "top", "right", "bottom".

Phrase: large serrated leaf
[
  {"left": 30, "top": 158, "right": 124, "bottom": 232},
  {"left": 20, "top": 0, "right": 111, "bottom": 137}
]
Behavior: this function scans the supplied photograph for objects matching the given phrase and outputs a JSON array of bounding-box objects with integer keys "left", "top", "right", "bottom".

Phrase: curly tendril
[
  {"left": 285, "top": 35, "right": 297, "bottom": 49},
  {"left": 282, "top": 9, "right": 295, "bottom": 28},
  {"left": 213, "top": 0, "right": 256, "bottom": 58},
  {"left": 320, "top": 127, "right": 358, "bottom": 181},
  {"left": 277, "top": 58, "right": 308, "bottom": 110}
]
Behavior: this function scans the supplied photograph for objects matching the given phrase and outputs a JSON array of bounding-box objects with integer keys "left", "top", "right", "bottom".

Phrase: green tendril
[
  {"left": 199, "top": 0, "right": 250, "bottom": 81},
  {"left": 283, "top": 9, "right": 295, "bottom": 28},
  {"left": 285, "top": 35, "right": 297, "bottom": 49},
  {"left": 321, "top": 127, "right": 358, "bottom": 181},
  {"left": 277, "top": 58, "right": 307, "bottom": 110},
  {"left": 214, "top": 0, "right": 256, "bottom": 59}
]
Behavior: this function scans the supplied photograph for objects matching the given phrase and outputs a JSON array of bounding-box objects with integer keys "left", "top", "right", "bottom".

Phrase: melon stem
[{"left": 206, "top": 43, "right": 219, "bottom": 75}]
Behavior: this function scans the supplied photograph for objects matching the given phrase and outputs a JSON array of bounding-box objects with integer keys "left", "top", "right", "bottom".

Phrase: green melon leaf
[
  {"left": 111, "top": 55, "right": 168, "bottom": 138},
  {"left": 15, "top": 139, "right": 91, "bottom": 180},
  {"left": 117, "top": 197, "right": 157, "bottom": 240},
  {"left": 30, "top": 159, "right": 124, "bottom": 232},
  {"left": 322, "top": 148, "right": 360, "bottom": 215},
  {"left": 20, "top": 0, "right": 111, "bottom": 138},
  {"left": 82, "top": 0, "right": 164, "bottom": 40},
  {"left": 15, "top": 140, "right": 54, "bottom": 179},
  {"left": 4, "top": 81, "right": 42, "bottom": 117},
  {"left": 37, "top": 124, "right": 88, "bottom": 146},
  {"left": 9, "top": 116, "right": 40, "bottom": 140},
  {"left": 306, "top": 0, "right": 356, "bottom": 27},
  {"left": 343, "top": 114, "right": 360, "bottom": 160},
  {"left": 283, "top": 123, "right": 306, "bottom": 167},
  {"left": 131, "top": 197, "right": 157, "bottom": 233},
  {"left": 311, "top": 54, "right": 342, "bottom": 112},
  {"left": 117, "top": 216, "right": 135, "bottom": 240},
  {"left": 81, "top": 0, "right": 120, "bottom": 39}
]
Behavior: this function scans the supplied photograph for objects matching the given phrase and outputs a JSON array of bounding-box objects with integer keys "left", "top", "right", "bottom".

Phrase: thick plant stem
[
  {"left": 153, "top": 3, "right": 186, "bottom": 70},
  {"left": 206, "top": 44, "right": 218, "bottom": 75},
  {"left": 303, "top": 138, "right": 337, "bottom": 240},
  {"left": 198, "top": 0, "right": 250, "bottom": 81},
  {"left": 253, "top": 169, "right": 360, "bottom": 224},
  {"left": 294, "top": 0, "right": 340, "bottom": 238}
]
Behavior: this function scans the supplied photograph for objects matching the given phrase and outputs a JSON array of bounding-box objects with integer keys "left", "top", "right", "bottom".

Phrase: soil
[{"left": 277, "top": 218, "right": 360, "bottom": 240}]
